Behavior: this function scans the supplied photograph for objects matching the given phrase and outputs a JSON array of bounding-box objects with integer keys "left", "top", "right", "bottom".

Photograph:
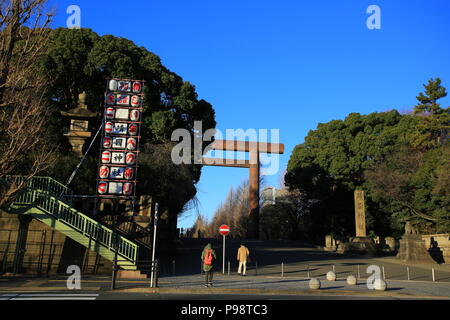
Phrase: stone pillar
[
  {"left": 325, "top": 235, "right": 333, "bottom": 247},
  {"left": 354, "top": 190, "right": 366, "bottom": 237},
  {"left": 324, "top": 235, "right": 338, "bottom": 252}
]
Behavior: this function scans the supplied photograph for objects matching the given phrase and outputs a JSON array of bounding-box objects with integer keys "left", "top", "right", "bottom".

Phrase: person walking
[
  {"left": 201, "top": 243, "right": 217, "bottom": 287},
  {"left": 237, "top": 243, "right": 250, "bottom": 276}
]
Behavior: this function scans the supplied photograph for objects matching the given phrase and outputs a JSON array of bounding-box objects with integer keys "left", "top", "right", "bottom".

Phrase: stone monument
[
  {"left": 397, "top": 221, "right": 435, "bottom": 263},
  {"left": 324, "top": 235, "right": 337, "bottom": 251},
  {"left": 346, "top": 190, "right": 378, "bottom": 255},
  {"left": 60, "top": 92, "right": 97, "bottom": 157},
  {"left": 354, "top": 190, "right": 366, "bottom": 237}
]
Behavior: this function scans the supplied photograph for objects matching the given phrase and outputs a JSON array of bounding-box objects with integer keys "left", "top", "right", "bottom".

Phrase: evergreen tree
[
  {"left": 414, "top": 78, "right": 447, "bottom": 115},
  {"left": 285, "top": 79, "right": 450, "bottom": 240},
  {"left": 412, "top": 78, "right": 450, "bottom": 149},
  {"left": 39, "top": 28, "right": 216, "bottom": 235}
]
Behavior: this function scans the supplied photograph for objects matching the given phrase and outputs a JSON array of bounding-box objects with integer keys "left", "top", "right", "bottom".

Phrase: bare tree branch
[{"left": 0, "top": 0, "right": 55, "bottom": 206}]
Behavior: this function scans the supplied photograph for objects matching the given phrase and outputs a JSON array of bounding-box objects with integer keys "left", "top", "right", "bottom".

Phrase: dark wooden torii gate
[{"left": 201, "top": 140, "right": 285, "bottom": 239}]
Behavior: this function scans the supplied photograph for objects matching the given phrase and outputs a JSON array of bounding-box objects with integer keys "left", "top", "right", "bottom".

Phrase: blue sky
[{"left": 47, "top": 0, "right": 450, "bottom": 229}]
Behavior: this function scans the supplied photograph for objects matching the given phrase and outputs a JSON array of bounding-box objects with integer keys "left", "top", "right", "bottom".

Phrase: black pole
[
  {"left": 111, "top": 225, "right": 119, "bottom": 289},
  {"left": 150, "top": 203, "right": 159, "bottom": 287},
  {"left": 82, "top": 234, "right": 92, "bottom": 274},
  {"left": 111, "top": 254, "right": 117, "bottom": 290},
  {"left": 46, "top": 230, "right": 54, "bottom": 277},
  {"left": 47, "top": 244, "right": 56, "bottom": 277},
  {"left": 2, "top": 231, "right": 12, "bottom": 273},
  {"left": 38, "top": 230, "right": 46, "bottom": 275}
]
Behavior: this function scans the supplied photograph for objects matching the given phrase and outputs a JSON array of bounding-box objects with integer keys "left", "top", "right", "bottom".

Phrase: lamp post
[{"left": 150, "top": 203, "right": 159, "bottom": 288}]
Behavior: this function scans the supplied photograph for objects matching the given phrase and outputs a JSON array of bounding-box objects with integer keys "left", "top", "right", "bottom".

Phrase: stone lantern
[{"left": 61, "top": 92, "right": 97, "bottom": 157}]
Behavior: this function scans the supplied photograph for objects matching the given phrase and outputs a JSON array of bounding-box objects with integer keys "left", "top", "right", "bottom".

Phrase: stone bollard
[
  {"left": 309, "top": 278, "right": 321, "bottom": 290},
  {"left": 326, "top": 271, "right": 336, "bottom": 281},
  {"left": 373, "top": 278, "right": 387, "bottom": 291},
  {"left": 347, "top": 275, "right": 357, "bottom": 285}
]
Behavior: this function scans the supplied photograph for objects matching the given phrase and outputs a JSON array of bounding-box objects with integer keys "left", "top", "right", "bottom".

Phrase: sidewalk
[
  {"left": 1, "top": 273, "right": 450, "bottom": 299},
  {"left": 2, "top": 239, "right": 450, "bottom": 299},
  {"left": 153, "top": 273, "right": 450, "bottom": 299}
]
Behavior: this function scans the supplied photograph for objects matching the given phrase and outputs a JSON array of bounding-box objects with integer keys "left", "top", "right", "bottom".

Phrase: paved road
[
  {"left": 1, "top": 239, "right": 450, "bottom": 300},
  {"left": 2, "top": 272, "right": 450, "bottom": 299},
  {"left": 161, "top": 239, "right": 450, "bottom": 281}
]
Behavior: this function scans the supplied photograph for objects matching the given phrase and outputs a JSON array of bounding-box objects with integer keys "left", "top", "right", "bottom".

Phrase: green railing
[
  {"left": 13, "top": 189, "right": 138, "bottom": 265},
  {"left": 6, "top": 175, "right": 74, "bottom": 204}
]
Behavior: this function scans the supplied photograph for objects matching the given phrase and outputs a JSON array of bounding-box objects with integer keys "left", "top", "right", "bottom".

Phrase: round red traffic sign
[{"left": 219, "top": 224, "right": 230, "bottom": 236}]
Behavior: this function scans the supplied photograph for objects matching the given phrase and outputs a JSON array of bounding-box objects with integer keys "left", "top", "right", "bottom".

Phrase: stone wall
[
  {"left": 0, "top": 210, "right": 112, "bottom": 275},
  {"left": 323, "top": 233, "right": 450, "bottom": 264}
]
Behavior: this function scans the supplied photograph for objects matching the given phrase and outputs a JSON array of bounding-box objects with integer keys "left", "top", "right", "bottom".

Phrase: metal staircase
[{"left": 5, "top": 176, "right": 139, "bottom": 270}]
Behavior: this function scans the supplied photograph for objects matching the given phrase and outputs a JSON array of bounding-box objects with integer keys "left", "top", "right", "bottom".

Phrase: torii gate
[{"left": 201, "top": 140, "right": 284, "bottom": 239}]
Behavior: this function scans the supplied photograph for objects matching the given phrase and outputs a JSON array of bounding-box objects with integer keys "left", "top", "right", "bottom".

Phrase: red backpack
[{"left": 204, "top": 249, "right": 213, "bottom": 266}]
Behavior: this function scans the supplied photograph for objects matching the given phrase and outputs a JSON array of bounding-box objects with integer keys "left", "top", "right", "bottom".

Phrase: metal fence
[
  {"left": 5, "top": 175, "right": 74, "bottom": 205},
  {"left": 11, "top": 189, "right": 138, "bottom": 267}
]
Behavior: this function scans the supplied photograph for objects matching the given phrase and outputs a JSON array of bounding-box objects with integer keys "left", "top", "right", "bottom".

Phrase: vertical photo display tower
[{"left": 97, "top": 78, "right": 145, "bottom": 207}]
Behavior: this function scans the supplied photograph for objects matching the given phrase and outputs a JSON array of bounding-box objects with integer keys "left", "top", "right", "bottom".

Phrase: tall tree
[
  {"left": 285, "top": 79, "right": 450, "bottom": 241},
  {"left": 411, "top": 78, "right": 450, "bottom": 149},
  {"left": 39, "top": 28, "right": 216, "bottom": 239},
  {"left": 0, "top": 0, "right": 56, "bottom": 206},
  {"left": 285, "top": 111, "right": 420, "bottom": 240},
  {"left": 414, "top": 78, "right": 448, "bottom": 115},
  {"left": 365, "top": 143, "right": 450, "bottom": 233},
  {"left": 259, "top": 189, "right": 308, "bottom": 240},
  {"left": 190, "top": 179, "right": 250, "bottom": 239}
]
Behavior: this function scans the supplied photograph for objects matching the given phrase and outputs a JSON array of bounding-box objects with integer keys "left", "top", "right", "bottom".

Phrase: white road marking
[
  {"left": 0, "top": 293, "right": 99, "bottom": 300},
  {"left": 16, "top": 293, "right": 99, "bottom": 297},
  {"left": 10, "top": 297, "right": 97, "bottom": 300}
]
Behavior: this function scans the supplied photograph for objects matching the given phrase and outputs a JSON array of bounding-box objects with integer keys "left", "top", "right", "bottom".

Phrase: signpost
[{"left": 219, "top": 224, "right": 230, "bottom": 274}]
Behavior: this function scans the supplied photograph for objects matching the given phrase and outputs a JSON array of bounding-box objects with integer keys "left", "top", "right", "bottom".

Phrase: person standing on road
[
  {"left": 201, "top": 243, "right": 217, "bottom": 287},
  {"left": 237, "top": 243, "right": 250, "bottom": 276}
]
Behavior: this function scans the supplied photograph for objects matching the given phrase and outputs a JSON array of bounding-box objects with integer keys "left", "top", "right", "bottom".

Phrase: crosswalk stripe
[
  {"left": 0, "top": 293, "right": 99, "bottom": 300},
  {"left": 10, "top": 297, "right": 97, "bottom": 300},
  {"left": 16, "top": 293, "right": 99, "bottom": 297}
]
